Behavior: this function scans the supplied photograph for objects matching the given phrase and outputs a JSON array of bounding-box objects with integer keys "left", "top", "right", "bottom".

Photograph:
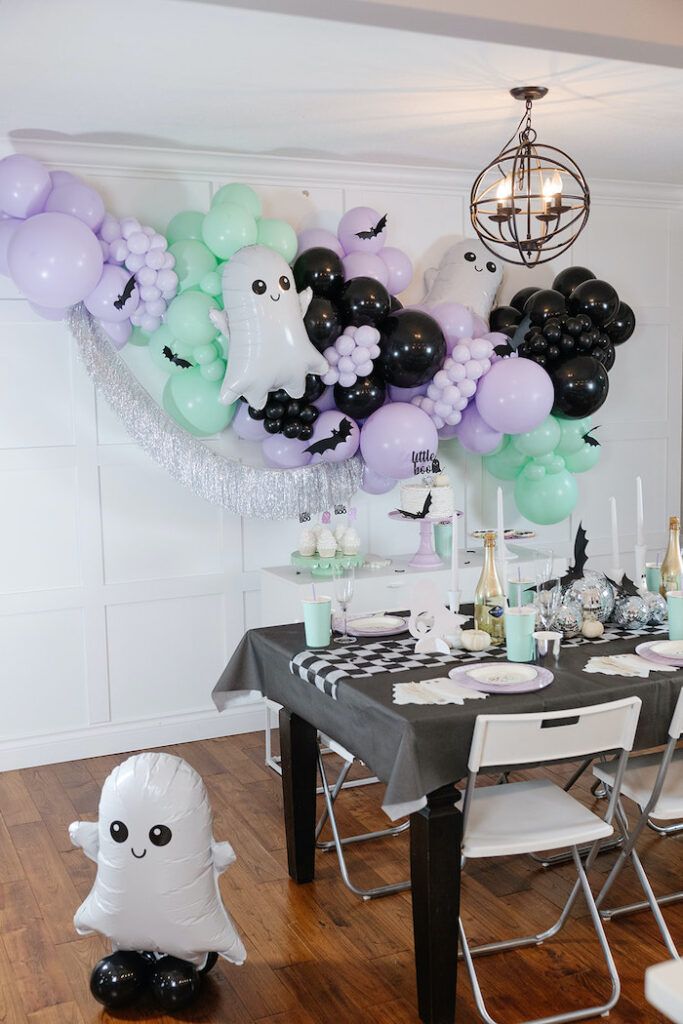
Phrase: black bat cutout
[
  {"left": 356, "top": 213, "right": 387, "bottom": 240},
  {"left": 605, "top": 572, "right": 641, "bottom": 599},
  {"left": 558, "top": 522, "right": 590, "bottom": 587},
  {"left": 162, "top": 345, "right": 192, "bottom": 369},
  {"left": 583, "top": 427, "right": 601, "bottom": 448},
  {"left": 494, "top": 343, "right": 513, "bottom": 357},
  {"left": 395, "top": 493, "right": 433, "bottom": 520},
  {"left": 304, "top": 417, "right": 353, "bottom": 456},
  {"left": 113, "top": 274, "right": 137, "bottom": 310}
]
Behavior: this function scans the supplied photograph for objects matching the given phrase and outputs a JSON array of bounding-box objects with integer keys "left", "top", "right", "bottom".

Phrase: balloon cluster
[
  {"left": 99, "top": 214, "right": 178, "bottom": 335},
  {"left": 247, "top": 375, "right": 324, "bottom": 441},
  {"left": 412, "top": 336, "right": 494, "bottom": 430},
  {"left": 322, "top": 325, "right": 381, "bottom": 387},
  {"left": 490, "top": 266, "right": 636, "bottom": 419}
]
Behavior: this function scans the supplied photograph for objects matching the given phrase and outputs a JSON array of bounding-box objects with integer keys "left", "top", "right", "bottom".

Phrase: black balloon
[
  {"left": 303, "top": 296, "right": 342, "bottom": 353},
  {"left": 264, "top": 417, "right": 282, "bottom": 434},
  {"left": 489, "top": 304, "right": 521, "bottom": 339},
  {"left": 201, "top": 953, "right": 219, "bottom": 975},
  {"left": 303, "top": 374, "right": 325, "bottom": 402},
  {"left": 378, "top": 309, "right": 446, "bottom": 387},
  {"left": 338, "top": 276, "right": 391, "bottom": 327},
  {"left": 334, "top": 373, "right": 386, "bottom": 420},
  {"left": 568, "top": 279, "right": 620, "bottom": 327},
  {"left": 593, "top": 343, "right": 616, "bottom": 371},
  {"left": 389, "top": 295, "right": 403, "bottom": 312},
  {"left": 552, "top": 265, "right": 596, "bottom": 299},
  {"left": 293, "top": 247, "right": 344, "bottom": 298},
  {"left": 150, "top": 956, "right": 200, "bottom": 1011},
  {"left": 605, "top": 301, "right": 636, "bottom": 345},
  {"left": 509, "top": 287, "right": 540, "bottom": 314},
  {"left": 552, "top": 356, "right": 609, "bottom": 418},
  {"left": 524, "top": 289, "right": 567, "bottom": 326},
  {"left": 90, "top": 952, "right": 150, "bottom": 1008}
]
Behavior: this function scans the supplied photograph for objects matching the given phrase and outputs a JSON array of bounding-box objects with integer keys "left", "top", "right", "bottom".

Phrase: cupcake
[
  {"left": 341, "top": 528, "right": 361, "bottom": 556},
  {"left": 317, "top": 528, "right": 337, "bottom": 559},
  {"left": 298, "top": 528, "right": 317, "bottom": 557}
]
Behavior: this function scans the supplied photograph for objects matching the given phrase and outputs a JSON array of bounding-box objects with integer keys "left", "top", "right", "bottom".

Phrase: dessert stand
[{"left": 388, "top": 510, "right": 463, "bottom": 568}]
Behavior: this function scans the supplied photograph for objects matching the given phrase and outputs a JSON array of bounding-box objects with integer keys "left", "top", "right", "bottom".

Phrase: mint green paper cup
[
  {"left": 667, "top": 591, "right": 683, "bottom": 641},
  {"left": 302, "top": 596, "right": 332, "bottom": 648},
  {"left": 504, "top": 607, "right": 537, "bottom": 663},
  {"left": 646, "top": 563, "right": 662, "bottom": 594},
  {"left": 434, "top": 522, "right": 452, "bottom": 560},
  {"left": 508, "top": 578, "right": 535, "bottom": 607}
]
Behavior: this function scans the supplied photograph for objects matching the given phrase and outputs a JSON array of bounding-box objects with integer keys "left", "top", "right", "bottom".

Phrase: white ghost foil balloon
[
  {"left": 209, "top": 244, "right": 328, "bottom": 410},
  {"left": 422, "top": 239, "right": 503, "bottom": 321},
  {"left": 70, "top": 752, "right": 246, "bottom": 969}
]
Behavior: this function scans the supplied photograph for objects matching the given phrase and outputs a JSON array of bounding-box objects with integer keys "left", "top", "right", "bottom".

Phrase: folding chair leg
[
  {"left": 459, "top": 846, "right": 620, "bottom": 1024},
  {"left": 647, "top": 818, "right": 683, "bottom": 836},
  {"left": 316, "top": 748, "right": 411, "bottom": 900}
]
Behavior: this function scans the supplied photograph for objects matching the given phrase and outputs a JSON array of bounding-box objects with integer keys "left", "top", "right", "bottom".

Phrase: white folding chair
[
  {"left": 592, "top": 688, "right": 683, "bottom": 959},
  {"left": 316, "top": 735, "right": 411, "bottom": 900},
  {"left": 646, "top": 959, "right": 683, "bottom": 1022},
  {"left": 459, "top": 696, "right": 642, "bottom": 1024}
]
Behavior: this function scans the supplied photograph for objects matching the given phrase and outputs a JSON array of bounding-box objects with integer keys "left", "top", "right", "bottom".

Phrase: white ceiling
[{"left": 2, "top": 0, "right": 682, "bottom": 183}]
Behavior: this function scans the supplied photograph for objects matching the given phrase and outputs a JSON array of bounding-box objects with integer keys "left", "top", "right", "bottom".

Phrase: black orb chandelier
[{"left": 470, "top": 86, "right": 590, "bottom": 267}]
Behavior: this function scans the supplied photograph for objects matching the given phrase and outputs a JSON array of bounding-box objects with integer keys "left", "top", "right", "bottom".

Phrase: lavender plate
[
  {"left": 333, "top": 613, "right": 408, "bottom": 638},
  {"left": 448, "top": 661, "right": 554, "bottom": 694},
  {"left": 636, "top": 641, "right": 683, "bottom": 667}
]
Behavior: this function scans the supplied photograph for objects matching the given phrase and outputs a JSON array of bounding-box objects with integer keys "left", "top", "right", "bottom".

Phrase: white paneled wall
[{"left": 0, "top": 140, "right": 681, "bottom": 770}]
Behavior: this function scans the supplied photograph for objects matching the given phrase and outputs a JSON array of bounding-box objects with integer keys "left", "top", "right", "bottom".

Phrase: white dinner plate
[
  {"left": 466, "top": 664, "right": 538, "bottom": 686},
  {"left": 650, "top": 640, "right": 683, "bottom": 659}
]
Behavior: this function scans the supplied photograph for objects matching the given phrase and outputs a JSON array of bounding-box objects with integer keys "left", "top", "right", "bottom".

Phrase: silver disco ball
[
  {"left": 562, "top": 571, "right": 615, "bottom": 624},
  {"left": 613, "top": 595, "right": 650, "bottom": 631},
  {"left": 642, "top": 591, "right": 667, "bottom": 626},
  {"left": 550, "top": 601, "right": 583, "bottom": 639}
]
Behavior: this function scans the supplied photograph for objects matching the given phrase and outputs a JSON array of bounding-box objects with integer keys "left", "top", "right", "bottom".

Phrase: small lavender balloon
[
  {"left": 361, "top": 463, "right": 396, "bottom": 494},
  {"left": 337, "top": 206, "right": 386, "bottom": 255},
  {"left": 100, "top": 319, "right": 132, "bottom": 349},
  {"left": 297, "top": 228, "right": 344, "bottom": 260},
  {"left": 0, "top": 217, "right": 20, "bottom": 275},
  {"left": 379, "top": 246, "right": 413, "bottom": 294},
  {"left": 0, "top": 155, "right": 51, "bottom": 218},
  {"left": 232, "top": 402, "right": 268, "bottom": 442},
  {"left": 342, "top": 251, "right": 389, "bottom": 287},
  {"left": 45, "top": 182, "right": 105, "bottom": 232},
  {"left": 262, "top": 433, "right": 312, "bottom": 469},
  {"left": 85, "top": 264, "right": 139, "bottom": 322}
]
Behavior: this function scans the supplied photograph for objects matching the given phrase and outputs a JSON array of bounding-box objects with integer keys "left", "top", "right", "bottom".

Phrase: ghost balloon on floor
[
  {"left": 421, "top": 239, "right": 503, "bottom": 322},
  {"left": 70, "top": 752, "right": 245, "bottom": 1010},
  {"left": 210, "top": 245, "right": 328, "bottom": 410}
]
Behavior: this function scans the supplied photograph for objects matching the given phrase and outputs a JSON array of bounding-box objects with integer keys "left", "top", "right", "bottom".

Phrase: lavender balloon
[
  {"left": 29, "top": 303, "right": 67, "bottom": 321},
  {"left": 475, "top": 357, "right": 554, "bottom": 435},
  {"left": 50, "top": 170, "right": 78, "bottom": 188},
  {"left": 0, "top": 155, "right": 51, "bottom": 219},
  {"left": 45, "top": 181, "right": 105, "bottom": 232},
  {"left": 338, "top": 206, "right": 386, "bottom": 255},
  {"left": 454, "top": 402, "right": 503, "bottom": 455},
  {"left": 342, "top": 251, "right": 388, "bottom": 287},
  {"left": 360, "top": 402, "right": 438, "bottom": 480},
  {"left": 85, "top": 264, "right": 139, "bottom": 322},
  {"left": 387, "top": 382, "right": 429, "bottom": 402},
  {"left": 306, "top": 410, "right": 360, "bottom": 463},
  {"left": 471, "top": 314, "right": 488, "bottom": 338},
  {"left": 379, "top": 247, "right": 413, "bottom": 294},
  {"left": 0, "top": 217, "right": 20, "bottom": 275},
  {"left": 429, "top": 303, "right": 474, "bottom": 352},
  {"left": 361, "top": 464, "right": 396, "bottom": 494},
  {"left": 297, "top": 228, "right": 344, "bottom": 260},
  {"left": 313, "top": 386, "right": 338, "bottom": 412},
  {"left": 100, "top": 319, "right": 132, "bottom": 350},
  {"left": 262, "top": 434, "right": 312, "bottom": 469},
  {"left": 232, "top": 402, "right": 268, "bottom": 442},
  {"left": 8, "top": 212, "right": 103, "bottom": 307}
]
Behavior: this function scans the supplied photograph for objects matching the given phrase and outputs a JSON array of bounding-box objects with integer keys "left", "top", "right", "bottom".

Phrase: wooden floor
[{"left": 0, "top": 731, "right": 679, "bottom": 1024}]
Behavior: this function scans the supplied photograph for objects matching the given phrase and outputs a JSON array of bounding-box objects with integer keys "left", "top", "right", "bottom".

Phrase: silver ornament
[
  {"left": 563, "top": 571, "right": 615, "bottom": 624},
  {"left": 550, "top": 601, "right": 583, "bottom": 639},
  {"left": 642, "top": 590, "right": 667, "bottom": 625},
  {"left": 613, "top": 595, "right": 650, "bottom": 631}
]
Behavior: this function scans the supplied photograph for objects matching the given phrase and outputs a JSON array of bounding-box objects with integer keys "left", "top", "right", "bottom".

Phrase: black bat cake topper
[
  {"left": 356, "top": 213, "right": 387, "bottom": 240},
  {"left": 113, "top": 275, "right": 137, "bottom": 310},
  {"left": 583, "top": 426, "right": 601, "bottom": 448},
  {"left": 162, "top": 345, "right": 192, "bottom": 369},
  {"left": 396, "top": 493, "right": 433, "bottom": 520},
  {"left": 304, "top": 417, "right": 353, "bottom": 456}
]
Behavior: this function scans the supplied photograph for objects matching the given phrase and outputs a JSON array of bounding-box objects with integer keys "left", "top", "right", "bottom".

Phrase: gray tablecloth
[{"left": 212, "top": 616, "right": 683, "bottom": 819}]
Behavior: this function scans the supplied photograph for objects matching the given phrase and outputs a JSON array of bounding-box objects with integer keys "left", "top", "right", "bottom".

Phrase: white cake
[{"left": 400, "top": 473, "right": 454, "bottom": 519}]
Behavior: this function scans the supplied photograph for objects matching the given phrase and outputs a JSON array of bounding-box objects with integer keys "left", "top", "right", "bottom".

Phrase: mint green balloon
[
  {"left": 515, "top": 467, "right": 578, "bottom": 525},
  {"left": 148, "top": 325, "right": 195, "bottom": 375},
  {"left": 556, "top": 416, "right": 592, "bottom": 456},
  {"left": 166, "top": 210, "right": 204, "bottom": 245},
  {"left": 128, "top": 326, "right": 150, "bottom": 347},
  {"left": 165, "top": 368, "right": 235, "bottom": 436},
  {"left": 202, "top": 202, "right": 258, "bottom": 260},
  {"left": 534, "top": 453, "right": 566, "bottom": 472},
  {"left": 200, "top": 270, "right": 222, "bottom": 296},
  {"left": 564, "top": 442, "right": 600, "bottom": 473},
  {"left": 200, "top": 358, "right": 226, "bottom": 383},
  {"left": 483, "top": 436, "right": 529, "bottom": 480},
  {"left": 257, "top": 218, "right": 297, "bottom": 263},
  {"left": 165, "top": 291, "right": 218, "bottom": 347},
  {"left": 523, "top": 462, "right": 546, "bottom": 481},
  {"left": 170, "top": 240, "right": 216, "bottom": 291},
  {"left": 212, "top": 182, "right": 262, "bottom": 219},
  {"left": 511, "top": 415, "right": 561, "bottom": 458}
]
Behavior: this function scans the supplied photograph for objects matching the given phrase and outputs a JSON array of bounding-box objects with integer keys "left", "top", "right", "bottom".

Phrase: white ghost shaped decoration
[
  {"left": 69, "top": 752, "right": 246, "bottom": 969},
  {"left": 209, "top": 244, "right": 329, "bottom": 410},
  {"left": 422, "top": 239, "right": 503, "bottom": 321}
]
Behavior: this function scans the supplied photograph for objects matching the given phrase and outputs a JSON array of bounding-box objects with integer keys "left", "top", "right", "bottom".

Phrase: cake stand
[
  {"left": 388, "top": 510, "right": 463, "bottom": 569},
  {"left": 290, "top": 551, "right": 365, "bottom": 578}
]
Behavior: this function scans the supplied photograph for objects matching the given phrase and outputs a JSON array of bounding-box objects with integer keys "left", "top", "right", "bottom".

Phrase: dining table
[{"left": 213, "top": 609, "right": 683, "bottom": 1024}]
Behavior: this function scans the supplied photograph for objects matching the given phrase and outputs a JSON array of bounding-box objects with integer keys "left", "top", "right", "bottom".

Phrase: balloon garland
[{"left": 0, "top": 153, "right": 637, "bottom": 525}]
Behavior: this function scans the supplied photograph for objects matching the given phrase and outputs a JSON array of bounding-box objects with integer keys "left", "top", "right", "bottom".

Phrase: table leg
[
  {"left": 410, "top": 784, "right": 462, "bottom": 1024},
  {"left": 279, "top": 707, "right": 318, "bottom": 883}
]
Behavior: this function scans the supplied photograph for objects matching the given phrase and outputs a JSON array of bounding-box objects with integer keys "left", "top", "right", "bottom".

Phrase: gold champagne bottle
[
  {"left": 660, "top": 515, "right": 683, "bottom": 596},
  {"left": 474, "top": 532, "right": 507, "bottom": 645}
]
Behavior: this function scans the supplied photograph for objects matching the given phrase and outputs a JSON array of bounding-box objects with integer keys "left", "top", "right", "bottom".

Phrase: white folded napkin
[
  {"left": 584, "top": 654, "right": 677, "bottom": 678},
  {"left": 393, "top": 677, "right": 488, "bottom": 705}
]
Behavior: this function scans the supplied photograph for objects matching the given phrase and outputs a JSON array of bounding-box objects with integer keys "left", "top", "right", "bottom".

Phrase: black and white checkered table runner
[{"left": 289, "top": 623, "right": 669, "bottom": 700}]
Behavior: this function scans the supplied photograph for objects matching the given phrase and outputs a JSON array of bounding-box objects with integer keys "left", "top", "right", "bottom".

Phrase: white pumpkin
[
  {"left": 581, "top": 619, "right": 604, "bottom": 639},
  {"left": 461, "top": 629, "right": 491, "bottom": 652}
]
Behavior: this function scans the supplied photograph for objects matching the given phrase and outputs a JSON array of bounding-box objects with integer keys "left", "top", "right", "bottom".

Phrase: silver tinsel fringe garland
[{"left": 68, "top": 305, "right": 363, "bottom": 519}]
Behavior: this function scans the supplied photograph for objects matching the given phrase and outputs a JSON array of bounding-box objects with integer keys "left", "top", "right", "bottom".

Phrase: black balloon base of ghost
[{"left": 90, "top": 950, "right": 218, "bottom": 1011}]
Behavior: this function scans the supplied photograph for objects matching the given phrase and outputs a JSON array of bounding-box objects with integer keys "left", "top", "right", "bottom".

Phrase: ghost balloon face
[
  {"left": 69, "top": 753, "right": 246, "bottom": 969},
  {"left": 422, "top": 239, "right": 503, "bottom": 321},
  {"left": 214, "top": 245, "right": 328, "bottom": 410}
]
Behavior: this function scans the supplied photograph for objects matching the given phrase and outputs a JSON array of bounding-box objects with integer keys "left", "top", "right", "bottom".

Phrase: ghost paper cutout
[
  {"left": 210, "top": 244, "right": 328, "bottom": 410},
  {"left": 422, "top": 239, "right": 503, "bottom": 321},
  {"left": 70, "top": 752, "right": 246, "bottom": 969}
]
